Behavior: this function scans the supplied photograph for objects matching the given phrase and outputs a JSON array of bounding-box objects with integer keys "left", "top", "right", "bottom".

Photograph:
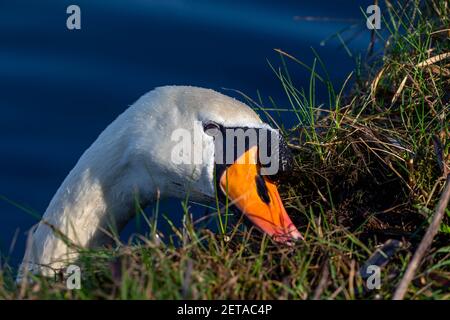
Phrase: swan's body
[{"left": 19, "top": 86, "right": 301, "bottom": 278}]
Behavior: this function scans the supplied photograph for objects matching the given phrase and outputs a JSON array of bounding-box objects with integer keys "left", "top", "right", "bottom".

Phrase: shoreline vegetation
[{"left": 1, "top": 0, "right": 449, "bottom": 299}]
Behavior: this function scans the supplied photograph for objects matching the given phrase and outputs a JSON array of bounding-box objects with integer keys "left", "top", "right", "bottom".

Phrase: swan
[{"left": 18, "top": 86, "right": 302, "bottom": 278}]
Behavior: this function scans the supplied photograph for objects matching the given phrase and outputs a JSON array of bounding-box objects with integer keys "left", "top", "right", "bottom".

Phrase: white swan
[{"left": 19, "top": 86, "right": 302, "bottom": 278}]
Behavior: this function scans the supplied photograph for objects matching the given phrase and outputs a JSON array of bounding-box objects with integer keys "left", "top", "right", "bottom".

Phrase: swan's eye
[{"left": 203, "top": 121, "right": 221, "bottom": 136}]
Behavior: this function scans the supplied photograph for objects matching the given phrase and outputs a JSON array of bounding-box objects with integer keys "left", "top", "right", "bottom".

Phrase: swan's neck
[{"left": 21, "top": 113, "right": 158, "bottom": 276}]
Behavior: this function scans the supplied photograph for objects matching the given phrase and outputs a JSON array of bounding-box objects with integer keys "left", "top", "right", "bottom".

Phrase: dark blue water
[{"left": 0, "top": 0, "right": 375, "bottom": 265}]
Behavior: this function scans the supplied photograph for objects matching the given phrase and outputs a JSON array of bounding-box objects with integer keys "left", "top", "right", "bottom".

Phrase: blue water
[{"left": 0, "top": 0, "right": 375, "bottom": 265}]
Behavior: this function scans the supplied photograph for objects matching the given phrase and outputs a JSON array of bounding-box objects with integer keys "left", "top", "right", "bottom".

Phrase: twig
[
  {"left": 312, "top": 258, "right": 330, "bottom": 300},
  {"left": 370, "top": 66, "right": 386, "bottom": 103},
  {"left": 367, "top": 0, "right": 379, "bottom": 57},
  {"left": 391, "top": 51, "right": 450, "bottom": 105},
  {"left": 393, "top": 174, "right": 450, "bottom": 300},
  {"left": 430, "top": 29, "right": 450, "bottom": 36},
  {"left": 432, "top": 135, "right": 445, "bottom": 174},
  {"left": 416, "top": 52, "right": 450, "bottom": 68}
]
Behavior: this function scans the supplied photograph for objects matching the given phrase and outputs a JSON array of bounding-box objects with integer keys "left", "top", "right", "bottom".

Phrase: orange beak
[{"left": 219, "top": 146, "right": 303, "bottom": 243}]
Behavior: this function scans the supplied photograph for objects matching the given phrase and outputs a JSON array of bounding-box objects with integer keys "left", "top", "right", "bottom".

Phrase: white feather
[{"left": 18, "top": 86, "right": 265, "bottom": 278}]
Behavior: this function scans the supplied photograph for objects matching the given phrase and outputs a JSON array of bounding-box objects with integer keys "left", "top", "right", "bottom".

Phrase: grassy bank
[{"left": 1, "top": 0, "right": 449, "bottom": 299}]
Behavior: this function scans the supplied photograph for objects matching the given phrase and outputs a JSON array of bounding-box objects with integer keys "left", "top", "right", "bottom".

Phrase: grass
[{"left": 1, "top": 0, "right": 449, "bottom": 299}]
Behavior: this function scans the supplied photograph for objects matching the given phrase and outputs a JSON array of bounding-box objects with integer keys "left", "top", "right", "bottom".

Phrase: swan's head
[{"left": 130, "top": 86, "right": 302, "bottom": 243}]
